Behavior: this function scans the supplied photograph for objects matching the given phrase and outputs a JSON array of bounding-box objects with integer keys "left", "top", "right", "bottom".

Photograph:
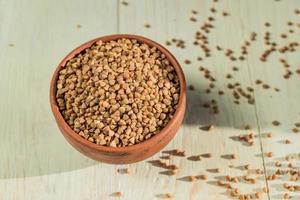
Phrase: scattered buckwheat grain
[
  {"left": 266, "top": 152, "right": 273, "bottom": 157},
  {"left": 144, "top": 23, "right": 151, "bottom": 28},
  {"left": 121, "top": 1, "right": 128, "bottom": 6},
  {"left": 111, "top": 192, "right": 122, "bottom": 197},
  {"left": 272, "top": 120, "right": 280, "bottom": 126}
]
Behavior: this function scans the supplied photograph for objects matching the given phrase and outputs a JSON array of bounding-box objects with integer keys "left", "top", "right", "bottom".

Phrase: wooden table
[{"left": 0, "top": 0, "right": 299, "bottom": 199}]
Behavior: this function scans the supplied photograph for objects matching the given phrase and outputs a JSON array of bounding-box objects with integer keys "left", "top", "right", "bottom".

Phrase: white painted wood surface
[{"left": 0, "top": 0, "right": 299, "bottom": 199}]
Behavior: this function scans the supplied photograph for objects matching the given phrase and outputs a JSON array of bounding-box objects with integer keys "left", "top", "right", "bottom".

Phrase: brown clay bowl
[{"left": 50, "top": 34, "right": 186, "bottom": 164}]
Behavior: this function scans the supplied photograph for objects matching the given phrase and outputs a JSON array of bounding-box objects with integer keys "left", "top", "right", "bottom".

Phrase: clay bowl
[{"left": 50, "top": 34, "right": 186, "bottom": 164}]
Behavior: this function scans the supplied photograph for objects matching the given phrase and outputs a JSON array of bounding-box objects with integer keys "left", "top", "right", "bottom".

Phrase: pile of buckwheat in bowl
[{"left": 55, "top": 38, "right": 180, "bottom": 147}]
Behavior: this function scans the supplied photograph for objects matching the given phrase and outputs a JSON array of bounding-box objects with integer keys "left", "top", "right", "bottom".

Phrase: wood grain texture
[{"left": 0, "top": 0, "right": 299, "bottom": 199}]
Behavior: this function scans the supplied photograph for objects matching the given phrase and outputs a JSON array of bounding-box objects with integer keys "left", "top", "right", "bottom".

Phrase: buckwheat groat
[{"left": 56, "top": 38, "right": 180, "bottom": 147}]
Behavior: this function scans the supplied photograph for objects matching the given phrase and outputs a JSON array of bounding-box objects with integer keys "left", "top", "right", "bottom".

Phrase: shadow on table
[
  {"left": 183, "top": 89, "right": 257, "bottom": 129},
  {"left": 0, "top": 113, "right": 98, "bottom": 179}
]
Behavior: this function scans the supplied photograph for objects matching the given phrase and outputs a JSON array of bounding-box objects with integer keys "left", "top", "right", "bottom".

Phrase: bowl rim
[{"left": 50, "top": 34, "right": 186, "bottom": 153}]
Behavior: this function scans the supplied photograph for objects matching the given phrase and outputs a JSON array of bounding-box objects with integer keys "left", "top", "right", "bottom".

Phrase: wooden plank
[
  {"left": 237, "top": 1, "right": 300, "bottom": 200},
  {"left": 0, "top": 0, "right": 118, "bottom": 200},
  {"left": 118, "top": 0, "right": 268, "bottom": 199}
]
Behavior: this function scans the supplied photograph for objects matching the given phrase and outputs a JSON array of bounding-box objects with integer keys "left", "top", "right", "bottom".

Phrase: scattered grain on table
[
  {"left": 121, "top": 0, "right": 128, "bottom": 6},
  {"left": 144, "top": 23, "right": 151, "bottom": 28}
]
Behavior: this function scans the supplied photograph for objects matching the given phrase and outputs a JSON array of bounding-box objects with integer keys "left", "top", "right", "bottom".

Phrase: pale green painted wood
[{"left": 0, "top": 0, "right": 299, "bottom": 199}]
